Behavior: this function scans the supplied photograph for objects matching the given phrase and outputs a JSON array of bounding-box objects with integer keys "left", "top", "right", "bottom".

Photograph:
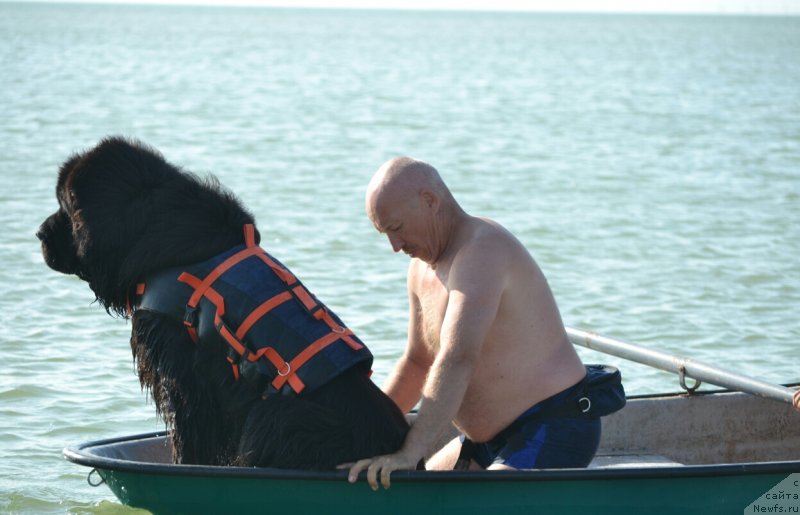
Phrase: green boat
[{"left": 64, "top": 329, "right": 800, "bottom": 514}]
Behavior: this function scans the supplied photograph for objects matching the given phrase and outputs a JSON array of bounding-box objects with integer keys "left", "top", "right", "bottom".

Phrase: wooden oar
[{"left": 566, "top": 327, "right": 800, "bottom": 411}]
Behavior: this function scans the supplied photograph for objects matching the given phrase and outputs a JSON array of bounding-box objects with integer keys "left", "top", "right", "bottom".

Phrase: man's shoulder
[
  {"left": 456, "top": 218, "right": 538, "bottom": 281},
  {"left": 445, "top": 218, "right": 519, "bottom": 276},
  {"left": 461, "top": 217, "right": 523, "bottom": 259},
  {"left": 472, "top": 217, "right": 513, "bottom": 241}
]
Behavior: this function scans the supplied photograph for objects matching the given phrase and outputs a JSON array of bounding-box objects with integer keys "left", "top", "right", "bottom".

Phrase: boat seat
[{"left": 588, "top": 453, "right": 683, "bottom": 468}]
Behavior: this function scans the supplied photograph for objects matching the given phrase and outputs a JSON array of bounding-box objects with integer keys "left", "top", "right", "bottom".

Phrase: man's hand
[{"left": 339, "top": 449, "right": 421, "bottom": 491}]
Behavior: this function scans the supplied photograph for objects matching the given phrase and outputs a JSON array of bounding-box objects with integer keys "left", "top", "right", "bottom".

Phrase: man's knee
[
  {"left": 426, "top": 437, "right": 489, "bottom": 471},
  {"left": 424, "top": 437, "right": 463, "bottom": 470},
  {"left": 487, "top": 463, "right": 515, "bottom": 471}
]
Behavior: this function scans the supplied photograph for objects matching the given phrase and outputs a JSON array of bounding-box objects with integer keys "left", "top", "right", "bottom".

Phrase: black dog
[{"left": 38, "top": 137, "right": 408, "bottom": 468}]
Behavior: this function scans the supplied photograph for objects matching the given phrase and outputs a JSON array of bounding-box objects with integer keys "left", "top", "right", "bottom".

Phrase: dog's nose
[{"left": 36, "top": 226, "right": 46, "bottom": 242}]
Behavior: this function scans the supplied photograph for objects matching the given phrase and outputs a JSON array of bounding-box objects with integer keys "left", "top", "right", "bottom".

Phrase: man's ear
[{"left": 420, "top": 189, "right": 439, "bottom": 212}]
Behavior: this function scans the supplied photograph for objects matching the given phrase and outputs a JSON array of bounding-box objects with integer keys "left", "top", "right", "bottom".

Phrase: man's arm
[
  {"left": 346, "top": 240, "right": 507, "bottom": 489},
  {"left": 383, "top": 274, "right": 430, "bottom": 413}
]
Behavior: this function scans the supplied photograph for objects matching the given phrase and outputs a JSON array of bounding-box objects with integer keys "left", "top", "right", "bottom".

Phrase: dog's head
[{"left": 37, "top": 137, "right": 258, "bottom": 315}]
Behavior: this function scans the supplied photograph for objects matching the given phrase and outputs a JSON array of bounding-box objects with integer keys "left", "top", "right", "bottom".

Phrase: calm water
[{"left": 1, "top": 3, "right": 798, "bottom": 512}]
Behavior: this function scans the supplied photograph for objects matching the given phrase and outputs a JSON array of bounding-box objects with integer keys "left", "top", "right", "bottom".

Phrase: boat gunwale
[
  {"left": 64, "top": 387, "right": 800, "bottom": 482},
  {"left": 614, "top": 382, "right": 799, "bottom": 402},
  {"left": 64, "top": 430, "right": 800, "bottom": 483}
]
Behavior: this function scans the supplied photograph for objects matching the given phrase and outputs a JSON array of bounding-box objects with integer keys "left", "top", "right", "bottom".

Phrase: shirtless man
[{"left": 345, "top": 157, "right": 598, "bottom": 490}]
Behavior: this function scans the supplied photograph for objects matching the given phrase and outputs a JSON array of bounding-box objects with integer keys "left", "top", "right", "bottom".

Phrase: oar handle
[{"left": 566, "top": 327, "right": 799, "bottom": 411}]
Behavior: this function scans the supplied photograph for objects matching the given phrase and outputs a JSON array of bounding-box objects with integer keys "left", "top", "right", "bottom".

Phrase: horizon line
[{"left": 3, "top": 0, "right": 800, "bottom": 15}]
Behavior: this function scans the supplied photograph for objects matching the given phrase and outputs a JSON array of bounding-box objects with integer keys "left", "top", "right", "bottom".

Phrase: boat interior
[
  {"left": 592, "top": 389, "right": 800, "bottom": 467},
  {"left": 78, "top": 389, "right": 800, "bottom": 470}
]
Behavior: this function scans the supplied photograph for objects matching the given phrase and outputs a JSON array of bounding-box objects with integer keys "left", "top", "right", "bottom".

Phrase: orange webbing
[
  {"left": 173, "top": 224, "right": 363, "bottom": 393},
  {"left": 235, "top": 291, "right": 293, "bottom": 340},
  {"left": 177, "top": 272, "right": 202, "bottom": 290},
  {"left": 226, "top": 357, "right": 240, "bottom": 381},
  {"left": 305, "top": 294, "right": 363, "bottom": 350},
  {"left": 185, "top": 248, "right": 262, "bottom": 309},
  {"left": 271, "top": 329, "right": 354, "bottom": 393},
  {"left": 178, "top": 273, "right": 225, "bottom": 344},
  {"left": 183, "top": 223, "right": 259, "bottom": 313},
  {"left": 288, "top": 283, "right": 361, "bottom": 346},
  {"left": 178, "top": 273, "right": 227, "bottom": 316},
  {"left": 246, "top": 346, "right": 289, "bottom": 373},
  {"left": 216, "top": 315, "right": 248, "bottom": 357},
  {"left": 185, "top": 325, "right": 199, "bottom": 344},
  {"left": 126, "top": 283, "right": 148, "bottom": 318},
  {"left": 244, "top": 224, "right": 257, "bottom": 248},
  {"left": 291, "top": 285, "right": 318, "bottom": 312},
  {"left": 315, "top": 309, "right": 338, "bottom": 328},
  {"left": 218, "top": 315, "right": 294, "bottom": 389},
  {"left": 248, "top": 347, "right": 303, "bottom": 393},
  {"left": 286, "top": 374, "right": 305, "bottom": 393},
  {"left": 255, "top": 252, "right": 296, "bottom": 284}
]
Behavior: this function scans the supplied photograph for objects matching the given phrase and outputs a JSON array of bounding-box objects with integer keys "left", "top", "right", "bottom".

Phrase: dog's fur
[{"left": 38, "top": 137, "right": 409, "bottom": 468}]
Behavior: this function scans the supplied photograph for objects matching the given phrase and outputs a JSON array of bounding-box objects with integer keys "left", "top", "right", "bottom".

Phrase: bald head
[
  {"left": 366, "top": 157, "right": 464, "bottom": 263},
  {"left": 366, "top": 157, "right": 450, "bottom": 218}
]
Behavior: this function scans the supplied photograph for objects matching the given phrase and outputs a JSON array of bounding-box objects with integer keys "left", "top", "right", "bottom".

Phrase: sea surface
[{"left": 0, "top": 3, "right": 798, "bottom": 513}]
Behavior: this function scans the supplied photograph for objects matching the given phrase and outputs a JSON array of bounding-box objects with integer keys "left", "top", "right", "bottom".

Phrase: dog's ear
[{"left": 56, "top": 154, "right": 82, "bottom": 200}]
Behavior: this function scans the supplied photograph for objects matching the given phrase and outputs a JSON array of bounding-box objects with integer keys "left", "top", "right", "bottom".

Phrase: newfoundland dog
[{"left": 37, "top": 137, "right": 409, "bottom": 468}]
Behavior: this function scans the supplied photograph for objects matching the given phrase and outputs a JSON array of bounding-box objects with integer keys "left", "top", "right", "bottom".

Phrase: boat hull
[
  {"left": 67, "top": 432, "right": 797, "bottom": 515},
  {"left": 99, "top": 468, "right": 788, "bottom": 515},
  {"left": 65, "top": 388, "right": 800, "bottom": 514}
]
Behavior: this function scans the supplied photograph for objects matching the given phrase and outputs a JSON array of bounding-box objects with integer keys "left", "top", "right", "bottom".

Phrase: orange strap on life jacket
[
  {"left": 177, "top": 224, "right": 362, "bottom": 394},
  {"left": 126, "top": 282, "right": 147, "bottom": 318},
  {"left": 235, "top": 291, "right": 293, "bottom": 340}
]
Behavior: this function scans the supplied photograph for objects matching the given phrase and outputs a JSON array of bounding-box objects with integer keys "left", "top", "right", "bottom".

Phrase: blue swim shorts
[{"left": 460, "top": 381, "right": 602, "bottom": 469}]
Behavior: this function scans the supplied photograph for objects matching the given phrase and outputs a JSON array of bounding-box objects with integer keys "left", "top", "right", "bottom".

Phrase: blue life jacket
[{"left": 131, "top": 224, "right": 373, "bottom": 396}]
